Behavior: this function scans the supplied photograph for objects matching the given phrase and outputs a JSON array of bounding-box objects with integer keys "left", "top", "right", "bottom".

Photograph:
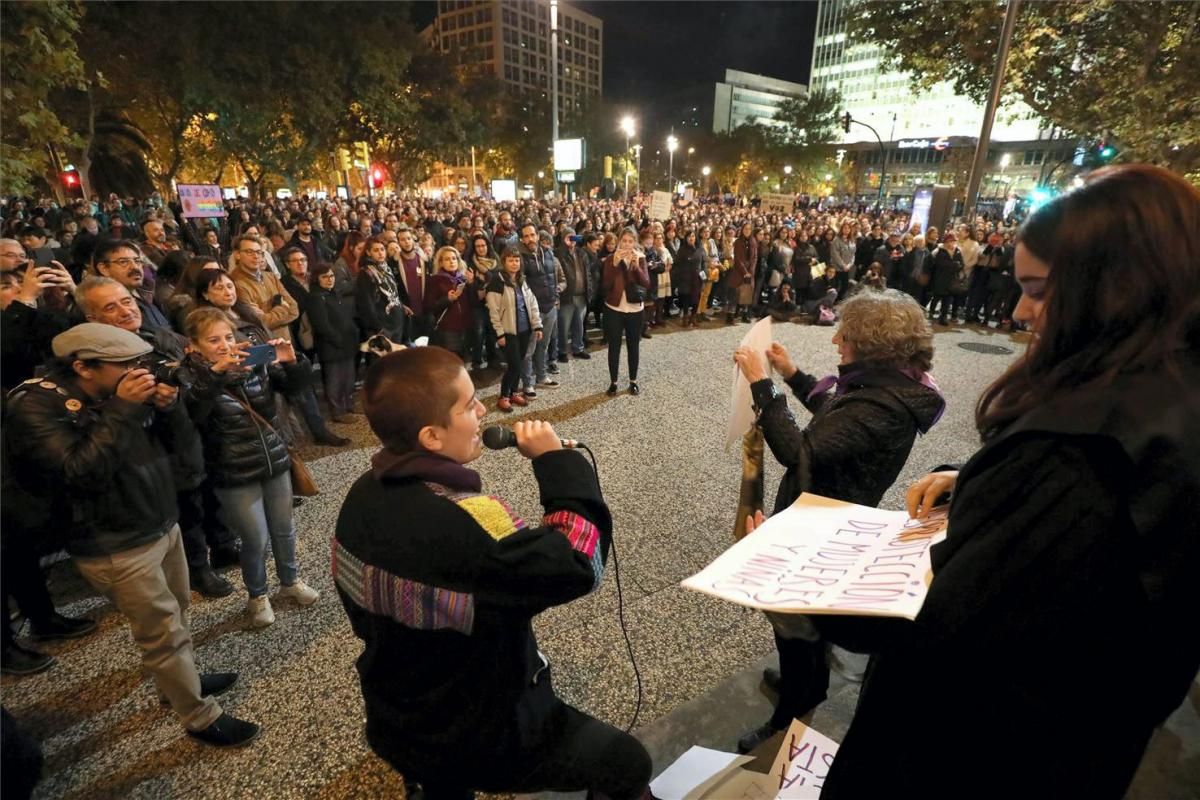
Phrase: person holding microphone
[
  {"left": 739, "top": 165, "right": 1200, "bottom": 799},
  {"left": 334, "top": 347, "right": 651, "bottom": 800},
  {"left": 601, "top": 227, "right": 651, "bottom": 396}
]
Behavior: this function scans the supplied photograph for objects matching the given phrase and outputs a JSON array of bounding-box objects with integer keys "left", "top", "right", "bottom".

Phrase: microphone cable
[{"left": 577, "top": 444, "right": 643, "bottom": 734}]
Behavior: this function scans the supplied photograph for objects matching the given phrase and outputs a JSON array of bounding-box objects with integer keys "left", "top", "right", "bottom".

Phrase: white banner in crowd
[
  {"left": 683, "top": 493, "right": 947, "bottom": 620},
  {"left": 650, "top": 190, "right": 673, "bottom": 221},
  {"left": 760, "top": 193, "right": 794, "bottom": 215}
]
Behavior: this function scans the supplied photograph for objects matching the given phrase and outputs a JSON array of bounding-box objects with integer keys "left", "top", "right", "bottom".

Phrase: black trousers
[
  {"left": 500, "top": 330, "right": 531, "bottom": 397},
  {"left": 417, "top": 702, "right": 652, "bottom": 800},
  {"left": 770, "top": 631, "right": 831, "bottom": 729},
  {"left": 834, "top": 270, "right": 850, "bottom": 299},
  {"left": 0, "top": 530, "right": 56, "bottom": 650},
  {"left": 604, "top": 308, "right": 644, "bottom": 383}
]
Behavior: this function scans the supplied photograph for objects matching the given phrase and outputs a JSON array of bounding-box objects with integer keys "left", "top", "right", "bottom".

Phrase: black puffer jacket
[
  {"left": 751, "top": 361, "right": 945, "bottom": 513},
  {"left": 185, "top": 355, "right": 311, "bottom": 488}
]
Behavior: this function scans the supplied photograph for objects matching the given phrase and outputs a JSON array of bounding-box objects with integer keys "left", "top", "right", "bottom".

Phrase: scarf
[
  {"left": 365, "top": 259, "right": 401, "bottom": 314},
  {"left": 807, "top": 361, "right": 946, "bottom": 428},
  {"left": 370, "top": 448, "right": 482, "bottom": 493}
]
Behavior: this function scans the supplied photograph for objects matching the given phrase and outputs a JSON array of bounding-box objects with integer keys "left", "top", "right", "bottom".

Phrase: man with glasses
[
  {"left": 3, "top": 324, "right": 259, "bottom": 747},
  {"left": 94, "top": 240, "right": 170, "bottom": 330},
  {"left": 229, "top": 234, "right": 298, "bottom": 340}
]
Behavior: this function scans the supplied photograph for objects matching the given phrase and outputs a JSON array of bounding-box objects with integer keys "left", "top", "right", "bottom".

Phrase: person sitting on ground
[
  {"left": 334, "top": 346, "right": 652, "bottom": 800},
  {"left": 732, "top": 289, "right": 945, "bottom": 754}
]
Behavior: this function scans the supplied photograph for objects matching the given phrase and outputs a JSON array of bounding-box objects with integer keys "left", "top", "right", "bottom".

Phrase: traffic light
[
  {"left": 336, "top": 147, "right": 351, "bottom": 172},
  {"left": 370, "top": 166, "right": 384, "bottom": 189},
  {"left": 1083, "top": 139, "right": 1118, "bottom": 167},
  {"left": 841, "top": 112, "right": 851, "bottom": 134},
  {"left": 61, "top": 171, "right": 78, "bottom": 187},
  {"left": 1097, "top": 143, "right": 1117, "bottom": 163},
  {"left": 353, "top": 141, "right": 370, "bottom": 168}
]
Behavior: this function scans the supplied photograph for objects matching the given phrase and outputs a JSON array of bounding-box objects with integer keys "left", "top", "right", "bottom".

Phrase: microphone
[{"left": 482, "top": 425, "right": 583, "bottom": 451}]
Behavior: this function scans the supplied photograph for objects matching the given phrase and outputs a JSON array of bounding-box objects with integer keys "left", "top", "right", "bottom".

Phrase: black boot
[
  {"left": 1, "top": 643, "right": 56, "bottom": 676},
  {"left": 315, "top": 431, "right": 351, "bottom": 446},
  {"left": 737, "top": 720, "right": 785, "bottom": 754},
  {"left": 29, "top": 613, "right": 97, "bottom": 641},
  {"left": 188, "top": 712, "right": 261, "bottom": 748},
  {"left": 209, "top": 543, "right": 242, "bottom": 570},
  {"left": 190, "top": 567, "right": 234, "bottom": 599}
]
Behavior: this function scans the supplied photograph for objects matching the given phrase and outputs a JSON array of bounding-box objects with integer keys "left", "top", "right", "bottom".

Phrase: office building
[
  {"left": 432, "top": 0, "right": 603, "bottom": 122},
  {"left": 712, "top": 69, "right": 808, "bottom": 134}
]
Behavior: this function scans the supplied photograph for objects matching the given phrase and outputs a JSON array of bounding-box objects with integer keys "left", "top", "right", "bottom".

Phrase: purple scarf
[
  {"left": 807, "top": 362, "right": 946, "bottom": 427},
  {"left": 371, "top": 449, "right": 482, "bottom": 493}
]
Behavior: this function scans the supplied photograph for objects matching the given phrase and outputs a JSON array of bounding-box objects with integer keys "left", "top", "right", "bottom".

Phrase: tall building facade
[
  {"left": 810, "top": 0, "right": 1041, "bottom": 143},
  {"left": 810, "top": 0, "right": 1063, "bottom": 203},
  {"left": 712, "top": 69, "right": 808, "bottom": 134},
  {"left": 432, "top": 0, "right": 602, "bottom": 121}
]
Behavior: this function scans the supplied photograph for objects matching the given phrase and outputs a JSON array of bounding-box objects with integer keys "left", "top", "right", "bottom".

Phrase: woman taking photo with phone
[
  {"left": 743, "top": 165, "right": 1200, "bottom": 799},
  {"left": 183, "top": 308, "right": 321, "bottom": 628},
  {"left": 425, "top": 246, "right": 471, "bottom": 359},
  {"left": 601, "top": 227, "right": 651, "bottom": 397}
]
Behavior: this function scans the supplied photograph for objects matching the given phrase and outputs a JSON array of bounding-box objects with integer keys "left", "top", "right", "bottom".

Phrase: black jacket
[
  {"left": 3, "top": 370, "right": 195, "bottom": 556},
  {"left": 814, "top": 354, "right": 1200, "bottom": 799},
  {"left": 185, "top": 355, "right": 310, "bottom": 488},
  {"left": 929, "top": 245, "right": 965, "bottom": 296},
  {"left": 307, "top": 285, "right": 360, "bottom": 362},
  {"left": 752, "top": 362, "right": 944, "bottom": 513},
  {"left": 0, "top": 301, "right": 70, "bottom": 393},
  {"left": 335, "top": 450, "right": 612, "bottom": 785}
]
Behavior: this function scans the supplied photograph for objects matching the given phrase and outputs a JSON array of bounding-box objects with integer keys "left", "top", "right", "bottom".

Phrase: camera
[{"left": 138, "top": 357, "right": 194, "bottom": 390}]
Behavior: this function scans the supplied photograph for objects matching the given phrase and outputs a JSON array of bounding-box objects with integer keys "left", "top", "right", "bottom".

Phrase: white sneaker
[
  {"left": 278, "top": 580, "right": 320, "bottom": 606},
  {"left": 247, "top": 595, "right": 275, "bottom": 628}
]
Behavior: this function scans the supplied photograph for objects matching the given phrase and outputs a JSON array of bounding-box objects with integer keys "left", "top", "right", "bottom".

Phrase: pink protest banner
[
  {"left": 682, "top": 493, "right": 946, "bottom": 620},
  {"left": 177, "top": 184, "right": 225, "bottom": 218}
]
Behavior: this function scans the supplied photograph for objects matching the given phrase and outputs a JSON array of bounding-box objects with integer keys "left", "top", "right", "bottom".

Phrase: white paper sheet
[
  {"left": 650, "top": 746, "right": 755, "bottom": 800},
  {"left": 726, "top": 316, "right": 774, "bottom": 451},
  {"left": 682, "top": 493, "right": 947, "bottom": 620},
  {"left": 766, "top": 720, "right": 841, "bottom": 799}
]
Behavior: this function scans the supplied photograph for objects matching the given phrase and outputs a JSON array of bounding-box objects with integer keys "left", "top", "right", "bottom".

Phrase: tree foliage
[
  {"left": 848, "top": 0, "right": 1200, "bottom": 173},
  {"left": 0, "top": 0, "right": 88, "bottom": 195},
  {"left": 770, "top": 88, "right": 842, "bottom": 148}
]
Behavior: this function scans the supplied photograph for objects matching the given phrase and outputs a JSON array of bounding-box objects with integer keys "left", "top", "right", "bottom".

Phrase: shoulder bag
[{"left": 224, "top": 388, "right": 321, "bottom": 496}]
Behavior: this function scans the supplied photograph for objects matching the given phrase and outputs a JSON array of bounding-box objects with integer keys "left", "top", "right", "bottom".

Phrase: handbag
[
  {"left": 621, "top": 261, "right": 648, "bottom": 303},
  {"left": 224, "top": 389, "right": 321, "bottom": 496}
]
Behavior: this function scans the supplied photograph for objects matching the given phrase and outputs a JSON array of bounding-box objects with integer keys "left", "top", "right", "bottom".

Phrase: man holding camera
[
  {"left": 75, "top": 276, "right": 237, "bottom": 598},
  {"left": 335, "top": 347, "right": 651, "bottom": 800},
  {"left": 4, "top": 324, "right": 258, "bottom": 745}
]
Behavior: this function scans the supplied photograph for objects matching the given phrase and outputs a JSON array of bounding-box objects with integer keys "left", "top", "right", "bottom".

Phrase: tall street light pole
[
  {"left": 620, "top": 116, "right": 636, "bottom": 198},
  {"left": 633, "top": 144, "right": 642, "bottom": 196},
  {"left": 667, "top": 134, "right": 679, "bottom": 194},
  {"left": 963, "top": 0, "right": 1022, "bottom": 223}
]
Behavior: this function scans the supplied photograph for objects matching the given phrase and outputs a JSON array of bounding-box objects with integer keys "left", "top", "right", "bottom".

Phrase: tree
[
  {"left": 847, "top": 0, "right": 1200, "bottom": 174},
  {"left": 770, "top": 89, "right": 842, "bottom": 148},
  {"left": 0, "top": 0, "right": 88, "bottom": 196}
]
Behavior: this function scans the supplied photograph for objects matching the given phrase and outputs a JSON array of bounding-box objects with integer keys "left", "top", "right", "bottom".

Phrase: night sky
[{"left": 412, "top": 0, "right": 818, "bottom": 139}]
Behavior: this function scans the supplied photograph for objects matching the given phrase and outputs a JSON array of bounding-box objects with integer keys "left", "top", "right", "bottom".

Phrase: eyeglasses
[
  {"left": 102, "top": 257, "right": 140, "bottom": 268},
  {"left": 239, "top": 249, "right": 265, "bottom": 258}
]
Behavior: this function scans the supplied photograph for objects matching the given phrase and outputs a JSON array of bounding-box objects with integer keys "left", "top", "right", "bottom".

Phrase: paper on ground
[
  {"left": 767, "top": 719, "right": 841, "bottom": 799},
  {"left": 649, "top": 746, "right": 754, "bottom": 800},
  {"left": 726, "top": 316, "right": 774, "bottom": 451},
  {"left": 682, "top": 493, "right": 947, "bottom": 620}
]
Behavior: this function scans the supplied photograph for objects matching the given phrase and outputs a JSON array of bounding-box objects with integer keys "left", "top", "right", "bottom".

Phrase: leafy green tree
[
  {"left": 848, "top": 0, "right": 1200, "bottom": 174},
  {"left": 0, "top": 0, "right": 88, "bottom": 196},
  {"left": 770, "top": 88, "right": 842, "bottom": 148}
]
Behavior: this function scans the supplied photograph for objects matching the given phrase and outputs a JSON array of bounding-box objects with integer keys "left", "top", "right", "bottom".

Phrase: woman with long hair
[
  {"left": 334, "top": 230, "right": 368, "bottom": 303},
  {"left": 465, "top": 234, "right": 499, "bottom": 369},
  {"left": 425, "top": 246, "right": 471, "bottom": 358},
  {"left": 748, "top": 165, "right": 1200, "bottom": 799},
  {"left": 600, "top": 227, "right": 651, "bottom": 396},
  {"left": 355, "top": 235, "right": 407, "bottom": 345},
  {"left": 673, "top": 228, "right": 704, "bottom": 328},
  {"left": 168, "top": 255, "right": 223, "bottom": 332},
  {"left": 697, "top": 225, "right": 720, "bottom": 319},
  {"left": 486, "top": 247, "right": 542, "bottom": 412},
  {"left": 733, "top": 289, "right": 944, "bottom": 754}
]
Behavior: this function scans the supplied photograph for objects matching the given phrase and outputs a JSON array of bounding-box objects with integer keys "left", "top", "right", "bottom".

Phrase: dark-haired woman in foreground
[{"left": 744, "top": 165, "right": 1200, "bottom": 799}]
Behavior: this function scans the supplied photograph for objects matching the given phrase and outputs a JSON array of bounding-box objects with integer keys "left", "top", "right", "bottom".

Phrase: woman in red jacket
[
  {"left": 600, "top": 227, "right": 651, "bottom": 397},
  {"left": 728, "top": 221, "right": 757, "bottom": 324}
]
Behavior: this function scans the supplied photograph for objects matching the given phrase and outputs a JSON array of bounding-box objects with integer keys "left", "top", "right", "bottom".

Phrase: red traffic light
[
  {"left": 62, "top": 171, "right": 78, "bottom": 186},
  {"left": 370, "top": 167, "right": 384, "bottom": 189}
]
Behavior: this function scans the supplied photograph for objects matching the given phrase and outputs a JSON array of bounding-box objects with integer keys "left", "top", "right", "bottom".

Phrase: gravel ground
[{"left": 2, "top": 315, "right": 1027, "bottom": 799}]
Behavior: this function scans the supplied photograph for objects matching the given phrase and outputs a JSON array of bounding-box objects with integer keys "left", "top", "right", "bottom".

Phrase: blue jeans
[
  {"left": 214, "top": 471, "right": 298, "bottom": 598},
  {"left": 523, "top": 305, "right": 558, "bottom": 389},
  {"left": 558, "top": 296, "right": 588, "bottom": 355}
]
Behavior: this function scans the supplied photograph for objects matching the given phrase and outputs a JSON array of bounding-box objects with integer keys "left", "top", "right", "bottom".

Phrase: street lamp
[
  {"left": 783, "top": 164, "right": 793, "bottom": 191},
  {"left": 702, "top": 165, "right": 711, "bottom": 176},
  {"left": 620, "top": 116, "right": 636, "bottom": 197},
  {"left": 632, "top": 144, "right": 642, "bottom": 195},
  {"left": 667, "top": 134, "right": 679, "bottom": 193}
]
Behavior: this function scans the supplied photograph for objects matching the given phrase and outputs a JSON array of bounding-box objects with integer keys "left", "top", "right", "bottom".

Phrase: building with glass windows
[
  {"left": 431, "top": 0, "right": 602, "bottom": 122},
  {"left": 712, "top": 69, "right": 808, "bottom": 134}
]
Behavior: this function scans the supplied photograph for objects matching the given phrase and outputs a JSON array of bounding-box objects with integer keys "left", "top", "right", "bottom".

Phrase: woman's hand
[
  {"left": 906, "top": 470, "right": 959, "bottom": 519},
  {"left": 497, "top": 335, "right": 506, "bottom": 348},
  {"left": 245, "top": 301, "right": 264, "bottom": 317},
  {"left": 733, "top": 346, "right": 767, "bottom": 384},
  {"left": 269, "top": 338, "right": 297, "bottom": 364},
  {"left": 765, "top": 342, "right": 798, "bottom": 380},
  {"left": 210, "top": 341, "right": 251, "bottom": 374},
  {"left": 449, "top": 285, "right": 465, "bottom": 301},
  {"left": 534, "top": 330, "right": 544, "bottom": 341},
  {"left": 744, "top": 510, "right": 766, "bottom": 534}
]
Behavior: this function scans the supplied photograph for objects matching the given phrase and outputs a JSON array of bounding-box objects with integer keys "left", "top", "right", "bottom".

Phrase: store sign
[{"left": 898, "top": 137, "right": 950, "bottom": 151}]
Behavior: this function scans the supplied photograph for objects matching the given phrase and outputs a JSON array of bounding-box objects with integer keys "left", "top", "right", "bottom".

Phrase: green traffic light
[{"left": 1099, "top": 146, "right": 1116, "bottom": 160}]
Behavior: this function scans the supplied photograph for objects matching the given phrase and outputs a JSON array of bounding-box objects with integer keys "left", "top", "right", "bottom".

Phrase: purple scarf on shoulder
[{"left": 371, "top": 449, "right": 481, "bottom": 493}]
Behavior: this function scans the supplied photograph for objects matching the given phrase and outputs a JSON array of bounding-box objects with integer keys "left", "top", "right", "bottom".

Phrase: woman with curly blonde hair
[{"left": 731, "top": 288, "right": 945, "bottom": 753}]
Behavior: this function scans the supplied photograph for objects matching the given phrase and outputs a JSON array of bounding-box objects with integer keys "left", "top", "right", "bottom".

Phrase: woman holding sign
[
  {"left": 732, "top": 288, "right": 945, "bottom": 754},
  {"left": 745, "top": 165, "right": 1200, "bottom": 800}
]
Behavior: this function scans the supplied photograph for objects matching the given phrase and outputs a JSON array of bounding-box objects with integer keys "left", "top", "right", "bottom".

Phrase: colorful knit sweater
[{"left": 332, "top": 448, "right": 611, "bottom": 782}]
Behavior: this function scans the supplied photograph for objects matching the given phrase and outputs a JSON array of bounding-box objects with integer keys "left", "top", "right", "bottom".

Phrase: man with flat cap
[{"left": 3, "top": 323, "right": 259, "bottom": 747}]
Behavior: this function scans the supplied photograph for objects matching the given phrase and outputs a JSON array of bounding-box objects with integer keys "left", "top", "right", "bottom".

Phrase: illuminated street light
[
  {"left": 537, "top": 170, "right": 545, "bottom": 179},
  {"left": 667, "top": 134, "right": 679, "bottom": 192},
  {"left": 783, "top": 165, "right": 793, "bottom": 175},
  {"left": 702, "top": 165, "right": 711, "bottom": 176},
  {"left": 620, "top": 116, "right": 637, "bottom": 196}
]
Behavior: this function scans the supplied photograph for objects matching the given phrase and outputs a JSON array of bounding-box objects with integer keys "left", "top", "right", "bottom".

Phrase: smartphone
[{"left": 241, "top": 343, "right": 276, "bottom": 368}]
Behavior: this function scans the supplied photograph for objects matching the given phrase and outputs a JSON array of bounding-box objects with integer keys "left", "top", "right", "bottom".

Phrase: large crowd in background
[{"left": 0, "top": 186, "right": 1025, "bottom": 776}]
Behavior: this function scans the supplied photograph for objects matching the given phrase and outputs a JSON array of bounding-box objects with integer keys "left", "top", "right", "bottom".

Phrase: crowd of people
[{"left": 3, "top": 164, "right": 1192, "bottom": 800}]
